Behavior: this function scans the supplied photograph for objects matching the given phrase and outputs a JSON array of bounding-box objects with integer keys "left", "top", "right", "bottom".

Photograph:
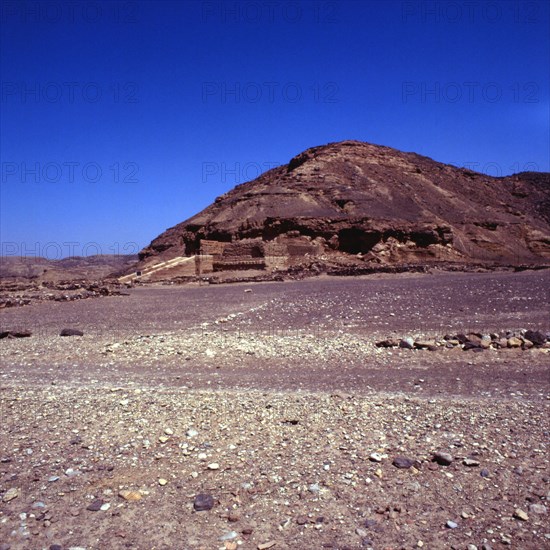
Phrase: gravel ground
[{"left": 1, "top": 270, "right": 549, "bottom": 550}]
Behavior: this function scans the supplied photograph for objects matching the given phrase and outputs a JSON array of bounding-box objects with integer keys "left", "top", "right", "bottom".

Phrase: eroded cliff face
[{"left": 138, "top": 141, "right": 550, "bottom": 272}]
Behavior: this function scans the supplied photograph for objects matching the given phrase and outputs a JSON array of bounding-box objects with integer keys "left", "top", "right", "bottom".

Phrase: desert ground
[{"left": 1, "top": 269, "right": 549, "bottom": 550}]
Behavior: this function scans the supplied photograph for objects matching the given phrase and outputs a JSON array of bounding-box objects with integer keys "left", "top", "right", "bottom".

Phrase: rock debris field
[{"left": 0, "top": 270, "right": 549, "bottom": 550}]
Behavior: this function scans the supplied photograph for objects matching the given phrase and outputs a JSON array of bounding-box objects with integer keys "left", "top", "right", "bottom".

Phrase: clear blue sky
[{"left": 1, "top": 0, "right": 549, "bottom": 258}]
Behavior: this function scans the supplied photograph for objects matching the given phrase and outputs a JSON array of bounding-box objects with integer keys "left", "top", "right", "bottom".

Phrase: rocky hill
[
  {"left": 0, "top": 255, "right": 137, "bottom": 282},
  {"left": 138, "top": 140, "right": 550, "bottom": 276}
]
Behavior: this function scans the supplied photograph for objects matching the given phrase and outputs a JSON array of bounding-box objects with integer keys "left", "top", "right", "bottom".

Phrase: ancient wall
[{"left": 200, "top": 240, "right": 227, "bottom": 256}]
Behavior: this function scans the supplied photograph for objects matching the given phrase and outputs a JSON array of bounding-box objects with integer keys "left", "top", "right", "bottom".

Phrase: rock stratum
[{"left": 137, "top": 140, "right": 550, "bottom": 278}]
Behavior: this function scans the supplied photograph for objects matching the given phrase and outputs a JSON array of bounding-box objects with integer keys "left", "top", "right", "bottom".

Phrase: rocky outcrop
[{"left": 138, "top": 141, "right": 550, "bottom": 273}]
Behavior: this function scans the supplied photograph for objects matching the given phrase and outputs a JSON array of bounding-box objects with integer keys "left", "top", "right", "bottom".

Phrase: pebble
[
  {"left": 480, "top": 468, "right": 490, "bottom": 478},
  {"left": 100, "top": 503, "right": 110, "bottom": 511},
  {"left": 393, "top": 456, "right": 415, "bottom": 469},
  {"left": 118, "top": 490, "right": 142, "bottom": 501},
  {"left": 208, "top": 462, "right": 220, "bottom": 470},
  {"left": 158, "top": 435, "right": 169, "bottom": 443},
  {"left": 158, "top": 478, "right": 168, "bottom": 486},
  {"left": 369, "top": 452, "right": 383, "bottom": 462},
  {"left": 2, "top": 487, "right": 19, "bottom": 502},
  {"left": 257, "top": 543, "right": 276, "bottom": 550},
  {"left": 446, "top": 520, "right": 458, "bottom": 529},
  {"left": 467, "top": 545, "right": 478, "bottom": 550},
  {"left": 513, "top": 508, "right": 529, "bottom": 521},
  {"left": 528, "top": 503, "right": 547, "bottom": 514},
  {"left": 86, "top": 499, "right": 103, "bottom": 512},
  {"left": 433, "top": 451, "right": 453, "bottom": 466},
  {"left": 48, "top": 476, "right": 60, "bottom": 482},
  {"left": 164, "top": 428, "right": 174, "bottom": 435},
  {"left": 219, "top": 531, "right": 238, "bottom": 541},
  {"left": 463, "top": 458, "right": 480, "bottom": 467},
  {"left": 194, "top": 493, "right": 214, "bottom": 511},
  {"left": 355, "top": 527, "right": 368, "bottom": 537},
  {"left": 186, "top": 429, "right": 198, "bottom": 437},
  {"left": 399, "top": 337, "right": 415, "bottom": 349},
  {"left": 308, "top": 483, "right": 320, "bottom": 493}
]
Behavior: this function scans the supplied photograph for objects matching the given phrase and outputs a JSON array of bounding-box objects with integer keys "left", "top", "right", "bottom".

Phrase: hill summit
[{"left": 135, "top": 140, "right": 550, "bottom": 280}]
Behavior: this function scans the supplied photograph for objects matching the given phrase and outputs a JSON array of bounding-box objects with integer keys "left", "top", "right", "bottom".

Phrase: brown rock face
[{"left": 138, "top": 140, "right": 550, "bottom": 273}]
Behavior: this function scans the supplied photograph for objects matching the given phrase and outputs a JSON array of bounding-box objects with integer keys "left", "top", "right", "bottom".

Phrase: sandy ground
[{"left": 1, "top": 270, "right": 549, "bottom": 550}]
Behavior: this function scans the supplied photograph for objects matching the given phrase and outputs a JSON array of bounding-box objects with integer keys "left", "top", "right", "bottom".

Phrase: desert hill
[
  {"left": 136, "top": 140, "right": 550, "bottom": 279},
  {"left": 0, "top": 254, "right": 137, "bottom": 282}
]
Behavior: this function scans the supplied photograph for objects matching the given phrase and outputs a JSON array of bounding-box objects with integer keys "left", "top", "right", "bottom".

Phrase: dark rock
[
  {"left": 480, "top": 468, "right": 490, "bottom": 478},
  {"left": 392, "top": 456, "right": 416, "bottom": 469},
  {"left": 0, "top": 330, "right": 32, "bottom": 339},
  {"left": 86, "top": 498, "right": 103, "bottom": 511},
  {"left": 375, "top": 338, "right": 399, "bottom": 348},
  {"left": 193, "top": 493, "right": 214, "bottom": 511},
  {"left": 60, "top": 328, "right": 84, "bottom": 337},
  {"left": 49, "top": 546, "right": 62, "bottom": 550},
  {"left": 524, "top": 330, "right": 546, "bottom": 346},
  {"left": 433, "top": 451, "right": 453, "bottom": 466}
]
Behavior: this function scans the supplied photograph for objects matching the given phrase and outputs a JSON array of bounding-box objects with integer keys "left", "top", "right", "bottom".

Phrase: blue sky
[{"left": 1, "top": 0, "right": 549, "bottom": 258}]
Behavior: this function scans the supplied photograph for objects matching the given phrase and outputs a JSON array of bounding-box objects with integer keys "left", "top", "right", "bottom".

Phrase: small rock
[
  {"left": 2, "top": 487, "right": 19, "bottom": 502},
  {"left": 158, "top": 435, "right": 169, "bottom": 443},
  {"left": 446, "top": 520, "right": 458, "bottom": 529},
  {"left": 369, "top": 452, "right": 383, "bottom": 462},
  {"left": 399, "top": 337, "right": 415, "bottom": 349},
  {"left": 393, "top": 456, "right": 415, "bottom": 469},
  {"left": 480, "top": 468, "right": 490, "bottom": 478},
  {"left": 507, "top": 337, "right": 522, "bottom": 348},
  {"left": 513, "top": 508, "right": 529, "bottom": 521},
  {"left": 355, "top": 527, "right": 368, "bottom": 537},
  {"left": 100, "top": 502, "right": 110, "bottom": 511},
  {"left": 164, "top": 428, "right": 174, "bottom": 435},
  {"left": 186, "top": 429, "right": 198, "bottom": 437},
  {"left": 60, "top": 328, "right": 84, "bottom": 337},
  {"left": 528, "top": 503, "right": 547, "bottom": 515},
  {"left": 219, "top": 531, "right": 238, "bottom": 541},
  {"left": 257, "top": 543, "right": 276, "bottom": 550},
  {"left": 86, "top": 499, "right": 103, "bottom": 512},
  {"left": 433, "top": 451, "right": 453, "bottom": 466},
  {"left": 118, "top": 490, "right": 142, "bottom": 501},
  {"left": 158, "top": 478, "right": 168, "bottom": 486},
  {"left": 194, "top": 493, "right": 214, "bottom": 511},
  {"left": 208, "top": 462, "right": 220, "bottom": 470},
  {"left": 463, "top": 458, "right": 480, "bottom": 467}
]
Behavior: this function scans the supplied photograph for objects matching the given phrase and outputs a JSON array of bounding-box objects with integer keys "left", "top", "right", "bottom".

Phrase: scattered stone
[
  {"left": 524, "top": 330, "right": 546, "bottom": 346},
  {"left": 118, "top": 490, "right": 142, "bottom": 501},
  {"left": 219, "top": 531, "right": 238, "bottom": 541},
  {"left": 507, "top": 337, "right": 522, "bottom": 348},
  {"left": 369, "top": 452, "right": 383, "bottom": 462},
  {"left": 164, "top": 428, "right": 174, "bottom": 435},
  {"left": 513, "top": 508, "right": 529, "bottom": 521},
  {"left": 257, "top": 542, "right": 276, "bottom": 550},
  {"left": 158, "top": 435, "right": 169, "bottom": 443},
  {"left": 480, "top": 468, "right": 490, "bottom": 478},
  {"left": 2, "top": 487, "right": 19, "bottom": 502},
  {"left": 86, "top": 499, "right": 104, "bottom": 512},
  {"left": 528, "top": 503, "right": 547, "bottom": 515},
  {"left": 433, "top": 451, "right": 453, "bottom": 466},
  {"left": 399, "top": 337, "right": 415, "bottom": 349},
  {"left": 158, "top": 478, "right": 168, "bottom": 486},
  {"left": 463, "top": 458, "right": 480, "bottom": 467},
  {"left": 186, "top": 428, "right": 198, "bottom": 437},
  {"left": 355, "top": 527, "right": 368, "bottom": 537},
  {"left": 194, "top": 493, "right": 214, "bottom": 511},
  {"left": 393, "top": 456, "right": 415, "bottom": 469},
  {"left": 0, "top": 330, "right": 31, "bottom": 339},
  {"left": 59, "top": 328, "right": 84, "bottom": 337},
  {"left": 208, "top": 462, "right": 220, "bottom": 470},
  {"left": 446, "top": 520, "right": 458, "bottom": 529},
  {"left": 375, "top": 338, "right": 399, "bottom": 348}
]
